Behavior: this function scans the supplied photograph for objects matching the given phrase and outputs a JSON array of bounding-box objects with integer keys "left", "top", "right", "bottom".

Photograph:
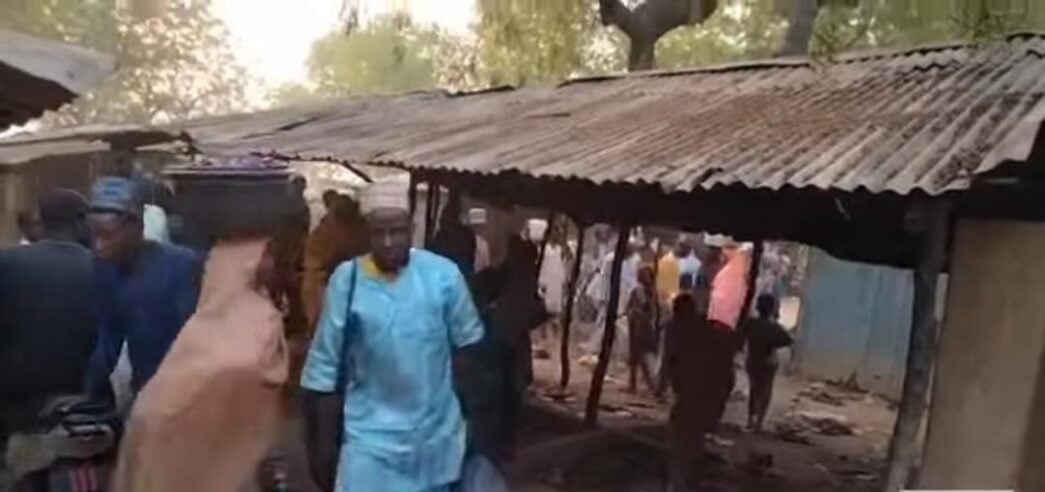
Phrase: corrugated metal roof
[
  {"left": 4, "top": 34, "right": 1045, "bottom": 196},
  {"left": 0, "top": 29, "right": 116, "bottom": 129}
]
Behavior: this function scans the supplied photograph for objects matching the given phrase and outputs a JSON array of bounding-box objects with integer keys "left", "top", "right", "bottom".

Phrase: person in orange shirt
[
  {"left": 656, "top": 241, "right": 681, "bottom": 304},
  {"left": 302, "top": 192, "right": 368, "bottom": 334}
]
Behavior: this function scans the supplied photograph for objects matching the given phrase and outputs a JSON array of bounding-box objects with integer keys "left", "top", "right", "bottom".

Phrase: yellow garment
[
  {"left": 112, "top": 239, "right": 288, "bottom": 492},
  {"left": 361, "top": 253, "right": 400, "bottom": 281},
  {"left": 657, "top": 253, "right": 681, "bottom": 303}
]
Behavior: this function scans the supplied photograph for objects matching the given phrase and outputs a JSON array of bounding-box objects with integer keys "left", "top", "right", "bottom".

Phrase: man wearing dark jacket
[
  {"left": 84, "top": 177, "right": 202, "bottom": 401},
  {"left": 0, "top": 190, "right": 96, "bottom": 435}
]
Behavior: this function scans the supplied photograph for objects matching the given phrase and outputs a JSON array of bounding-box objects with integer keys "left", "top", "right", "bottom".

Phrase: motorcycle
[{"left": 4, "top": 395, "right": 120, "bottom": 492}]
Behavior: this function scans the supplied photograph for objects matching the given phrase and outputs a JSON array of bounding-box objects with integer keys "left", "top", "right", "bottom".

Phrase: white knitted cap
[{"left": 359, "top": 175, "right": 410, "bottom": 215}]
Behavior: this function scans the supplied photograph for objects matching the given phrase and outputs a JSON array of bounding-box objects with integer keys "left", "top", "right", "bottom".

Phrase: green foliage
[
  {"left": 307, "top": 14, "right": 443, "bottom": 96},
  {"left": 475, "top": 0, "right": 606, "bottom": 86},
  {"left": 296, "top": 3, "right": 624, "bottom": 96},
  {"left": 1, "top": 0, "right": 121, "bottom": 51},
  {"left": 657, "top": 0, "right": 785, "bottom": 69},
  {"left": 267, "top": 83, "right": 334, "bottom": 108},
  {"left": 293, "top": 0, "right": 1045, "bottom": 102},
  {"left": 430, "top": 33, "right": 486, "bottom": 92},
  {"left": 660, "top": 0, "right": 1045, "bottom": 67},
  {"left": 811, "top": 0, "right": 1045, "bottom": 60},
  {"left": 0, "top": 0, "right": 249, "bottom": 126}
]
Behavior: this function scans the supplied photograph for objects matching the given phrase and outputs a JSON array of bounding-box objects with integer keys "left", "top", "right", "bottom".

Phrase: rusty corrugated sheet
[
  {"left": 0, "top": 29, "right": 116, "bottom": 129},
  {"left": 4, "top": 34, "right": 1045, "bottom": 196},
  {"left": 187, "top": 34, "right": 1045, "bottom": 195}
]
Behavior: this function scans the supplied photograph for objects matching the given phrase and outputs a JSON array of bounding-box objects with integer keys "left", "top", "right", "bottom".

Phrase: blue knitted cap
[{"left": 89, "top": 176, "right": 144, "bottom": 218}]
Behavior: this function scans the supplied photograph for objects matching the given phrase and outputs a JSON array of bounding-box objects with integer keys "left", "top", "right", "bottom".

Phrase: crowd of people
[
  {"left": 0, "top": 166, "right": 795, "bottom": 492},
  {"left": 562, "top": 229, "right": 795, "bottom": 490}
]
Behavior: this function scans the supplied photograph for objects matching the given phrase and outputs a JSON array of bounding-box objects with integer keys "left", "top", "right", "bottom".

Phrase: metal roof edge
[{"left": 561, "top": 32, "right": 1045, "bottom": 88}]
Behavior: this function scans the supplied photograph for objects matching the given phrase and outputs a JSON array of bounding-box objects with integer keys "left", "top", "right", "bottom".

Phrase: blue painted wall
[{"left": 794, "top": 249, "right": 913, "bottom": 400}]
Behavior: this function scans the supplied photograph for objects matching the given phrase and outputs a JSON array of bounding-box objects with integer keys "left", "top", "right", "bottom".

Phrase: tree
[
  {"left": 598, "top": 0, "right": 719, "bottom": 70},
  {"left": 0, "top": 0, "right": 249, "bottom": 125},
  {"left": 656, "top": 0, "right": 784, "bottom": 69},
  {"left": 306, "top": 15, "right": 444, "bottom": 96},
  {"left": 476, "top": 1, "right": 609, "bottom": 86},
  {"left": 268, "top": 83, "right": 335, "bottom": 108},
  {"left": 776, "top": 0, "right": 821, "bottom": 55}
]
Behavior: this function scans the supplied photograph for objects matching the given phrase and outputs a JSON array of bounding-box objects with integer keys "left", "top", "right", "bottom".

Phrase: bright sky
[{"left": 213, "top": 0, "right": 476, "bottom": 90}]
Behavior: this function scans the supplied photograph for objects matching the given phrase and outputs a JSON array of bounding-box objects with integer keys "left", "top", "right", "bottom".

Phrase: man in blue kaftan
[{"left": 301, "top": 176, "right": 484, "bottom": 492}]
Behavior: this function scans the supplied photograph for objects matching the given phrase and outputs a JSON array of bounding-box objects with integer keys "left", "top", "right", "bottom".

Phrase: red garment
[{"left": 708, "top": 248, "right": 751, "bottom": 330}]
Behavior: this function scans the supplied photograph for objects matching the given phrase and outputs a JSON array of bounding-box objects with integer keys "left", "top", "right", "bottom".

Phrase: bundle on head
[{"left": 165, "top": 156, "right": 294, "bottom": 241}]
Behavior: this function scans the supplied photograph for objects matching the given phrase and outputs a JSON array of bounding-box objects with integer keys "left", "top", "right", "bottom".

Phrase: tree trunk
[
  {"left": 560, "top": 225, "right": 587, "bottom": 389},
  {"left": 883, "top": 200, "right": 951, "bottom": 491},
  {"left": 583, "top": 227, "right": 631, "bottom": 427},
  {"left": 600, "top": 0, "right": 719, "bottom": 72},
  {"left": 777, "top": 0, "right": 820, "bottom": 56},
  {"left": 628, "top": 35, "right": 657, "bottom": 71}
]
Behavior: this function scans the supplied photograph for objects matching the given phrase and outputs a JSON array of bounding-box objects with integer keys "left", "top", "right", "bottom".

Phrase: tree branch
[
  {"left": 636, "top": 0, "right": 710, "bottom": 39},
  {"left": 777, "top": 0, "right": 821, "bottom": 57},
  {"left": 600, "top": 0, "right": 719, "bottom": 71},
  {"left": 598, "top": 0, "right": 641, "bottom": 39}
]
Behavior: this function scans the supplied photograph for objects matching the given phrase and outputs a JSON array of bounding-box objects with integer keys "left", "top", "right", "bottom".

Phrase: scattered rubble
[
  {"left": 623, "top": 399, "right": 655, "bottom": 410},
  {"left": 773, "top": 421, "right": 813, "bottom": 445},
  {"left": 540, "top": 387, "right": 576, "bottom": 403},
  {"left": 798, "top": 382, "right": 849, "bottom": 407},
  {"left": 791, "top": 411, "right": 856, "bottom": 436},
  {"left": 577, "top": 355, "right": 598, "bottom": 368},
  {"left": 596, "top": 402, "right": 635, "bottom": 418},
  {"left": 708, "top": 435, "right": 735, "bottom": 449},
  {"left": 773, "top": 409, "right": 857, "bottom": 442}
]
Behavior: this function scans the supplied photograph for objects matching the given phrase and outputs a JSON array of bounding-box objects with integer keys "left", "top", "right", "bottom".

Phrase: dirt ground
[
  {"left": 272, "top": 300, "right": 895, "bottom": 492},
  {"left": 512, "top": 325, "right": 896, "bottom": 492}
]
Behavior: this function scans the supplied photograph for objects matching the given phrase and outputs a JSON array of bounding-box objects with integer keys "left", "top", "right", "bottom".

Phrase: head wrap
[
  {"left": 359, "top": 175, "right": 410, "bottom": 216},
  {"left": 526, "top": 218, "right": 548, "bottom": 241},
  {"left": 90, "top": 176, "right": 144, "bottom": 218},
  {"left": 466, "top": 208, "right": 487, "bottom": 226},
  {"left": 704, "top": 233, "right": 737, "bottom": 248}
]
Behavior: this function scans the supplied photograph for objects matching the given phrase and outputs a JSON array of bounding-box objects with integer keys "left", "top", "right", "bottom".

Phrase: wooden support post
[
  {"left": 559, "top": 223, "right": 587, "bottom": 389},
  {"left": 535, "top": 211, "right": 556, "bottom": 273},
  {"left": 422, "top": 183, "right": 443, "bottom": 248},
  {"left": 408, "top": 173, "right": 418, "bottom": 219},
  {"left": 883, "top": 200, "right": 950, "bottom": 491},
  {"left": 423, "top": 183, "right": 438, "bottom": 247},
  {"left": 431, "top": 184, "right": 442, "bottom": 237},
  {"left": 584, "top": 226, "right": 632, "bottom": 428}
]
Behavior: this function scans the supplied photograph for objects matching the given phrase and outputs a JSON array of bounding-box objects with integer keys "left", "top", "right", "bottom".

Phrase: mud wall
[{"left": 919, "top": 219, "right": 1045, "bottom": 489}]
